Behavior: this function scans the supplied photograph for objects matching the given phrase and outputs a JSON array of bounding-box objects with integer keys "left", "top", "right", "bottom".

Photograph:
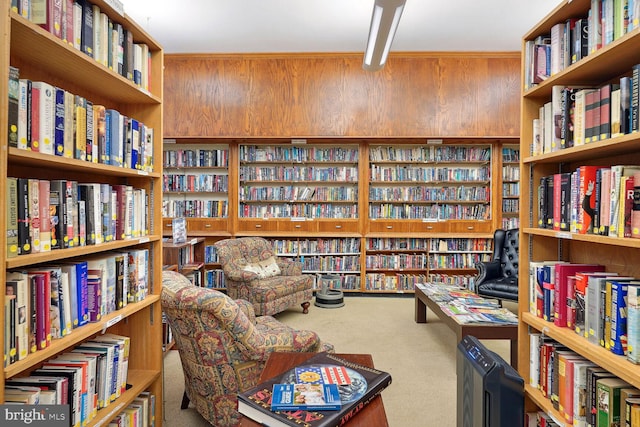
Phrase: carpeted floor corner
[{"left": 161, "top": 296, "right": 514, "bottom": 426}]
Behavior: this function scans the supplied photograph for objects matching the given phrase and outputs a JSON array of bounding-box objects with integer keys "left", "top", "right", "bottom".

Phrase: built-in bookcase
[
  {"left": 270, "top": 237, "right": 362, "bottom": 291},
  {"left": 368, "top": 144, "right": 492, "bottom": 221},
  {"left": 501, "top": 144, "right": 520, "bottom": 229},
  {"left": 162, "top": 142, "right": 230, "bottom": 218},
  {"left": 0, "top": 0, "right": 164, "bottom": 422},
  {"left": 160, "top": 138, "right": 519, "bottom": 293},
  {"left": 238, "top": 143, "right": 360, "bottom": 220},
  {"left": 519, "top": 0, "right": 640, "bottom": 424}
]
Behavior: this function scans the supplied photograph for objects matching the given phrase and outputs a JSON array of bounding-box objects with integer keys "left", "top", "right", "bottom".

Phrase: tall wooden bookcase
[
  {"left": 0, "top": 1, "right": 164, "bottom": 424},
  {"left": 519, "top": 0, "right": 640, "bottom": 423}
]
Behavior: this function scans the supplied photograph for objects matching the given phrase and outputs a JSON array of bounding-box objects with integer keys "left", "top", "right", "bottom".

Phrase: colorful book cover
[
  {"left": 271, "top": 383, "right": 341, "bottom": 411},
  {"left": 238, "top": 352, "right": 392, "bottom": 427}
]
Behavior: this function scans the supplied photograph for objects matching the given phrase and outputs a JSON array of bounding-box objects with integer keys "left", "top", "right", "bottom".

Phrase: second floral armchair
[{"left": 214, "top": 237, "right": 314, "bottom": 316}]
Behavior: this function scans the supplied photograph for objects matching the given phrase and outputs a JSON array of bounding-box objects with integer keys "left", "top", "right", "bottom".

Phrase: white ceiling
[{"left": 122, "top": 0, "right": 562, "bottom": 55}]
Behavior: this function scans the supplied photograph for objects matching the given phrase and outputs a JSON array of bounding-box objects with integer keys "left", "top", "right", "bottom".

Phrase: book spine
[
  {"left": 7, "top": 177, "right": 19, "bottom": 258},
  {"left": 8, "top": 66, "right": 19, "bottom": 147},
  {"left": 85, "top": 99, "right": 94, "bottom": 163},
  {"left": 17, "top": 177, "right": 31, "bottom": 255},
  {"left": 63, "top": 90, "right": 74, "bottom": 158},
  {"left": 80, "top": 0, "right": 93, "bottom": 57},
  {"left": 74, "top": 95, "right": 87, "bottom": 161},
  {"left": 28, "top": 178, "right": 41, "bottom": 253},
  {"left": 17, "top": 79, "right": 29, "bottom": 150},
  {"left": 54, "top": 87, "right": 65, "bottom": 156},
  {"left": 610, "top": 282, "right": 630, "bottom": 355}
]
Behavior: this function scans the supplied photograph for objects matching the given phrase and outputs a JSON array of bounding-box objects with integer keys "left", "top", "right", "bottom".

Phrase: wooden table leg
[{"left": 415, "top": 293, "right": 427, "bottom": 323}]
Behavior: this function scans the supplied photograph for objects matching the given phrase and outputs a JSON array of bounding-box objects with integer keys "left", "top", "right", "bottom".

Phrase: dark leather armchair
[{"left": 475, "top": 228, "right": 519, "bottom": 302}]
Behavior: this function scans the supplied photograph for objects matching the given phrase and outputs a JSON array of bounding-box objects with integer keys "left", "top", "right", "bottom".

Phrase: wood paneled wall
[{"left": 163, "top": 52, "right": 521, "bottom": 138}]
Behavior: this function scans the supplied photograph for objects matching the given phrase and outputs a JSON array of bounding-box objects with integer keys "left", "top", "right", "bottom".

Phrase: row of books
[
  {"left": 4, "top": 250, "right": 148, "bottom": 366},
  {"left": 4, "top": 332, "right": 134, "bottom": 427},
  {"left": 239, "top": 165, "right": 360, "bottom": 182},
  {"left": 365, "top": 253, "right": 427, "bottom": 270},
  {"left": 7, "top": 177, "right": 148, "bottom": 258},
  {"left": 7, "top": 69, "right": 154, "bottom": 171},
  {"left": 108, "top": 391, "right": 156, "bottom": 427},
  {"left": 300, "top": 255, "right": 360, "bottom": 273},
  {"left": 369, "top": 145, "right": 491, "bottom": 162},
  {"left": 502, "top": 165, "right": 520, "bottom": 181},
  {"left": 502, "top": 146, "right": 520, "bottom": 162},
  {"left": 203, "top": 269, "right": 226, "bottom": 290},
  {"left": 369, "top": 185, "right": 490, "bottom": 202},
  {"left": 365, "top": 273, "right": 420, "bottom": 291},
  {"left": 272, "top": 237, "right": 361, "bottom": 255},
  {"left": 429, "top": 273, "right": 477, "bottom": 290},
  {"left": 427, "top": 253, "right": 490, "bottom": 270},
  {"left": 163, "top": 173, "right": 229, "bottom": 193},
  {"left": 12, "top": 0, "right": 151, "bottom": 91},
  {"left": 163, "top": 148, "right": 230, "bottom": 168},
  {"left": 528, "top": 334, "right": 640, "bottom": 427},
  {"left": 528, "top": 262, "right": 640, "bottom": 361},
  {"left": 162, "top": 199, "right": 228, "bottom": 219},
  {"left": 239, "top": 146, "right": 360, "bottom": 163},
  {"left": 533, "top": 75, "right": 640, "bottom": 156},
  {"left": 524, "top": 0, "right": 640, "bottom": 89},
  {"left": 537, "top": 164, "right": 640, "bottom": 238},
  {"left": 368, "top": 202, "right": 490, "bottom": 220},
  {"left": 239, "top": 185, "right": 357, "bottom": 202},
  {"left": 240, "top": 203, "right": 358, "bottom": 219},
  {"left": 369, "top": 165, "right": 490, "bottom": 182}
]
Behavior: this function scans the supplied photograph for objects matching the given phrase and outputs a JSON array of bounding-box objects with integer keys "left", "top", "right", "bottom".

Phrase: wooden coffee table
[
  {"left": 239, "top": 352, "right": 389, "bottom": 427},
  {"left": 414, "top": 285, "right": 518, "bottom": 369}
]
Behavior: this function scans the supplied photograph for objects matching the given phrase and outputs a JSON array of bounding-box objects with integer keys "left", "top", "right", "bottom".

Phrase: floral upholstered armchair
[
  {"left": 161, "top": 270, "right": 334, "bottom": 427},
  {"left": 214, "top": 237, "right": 314, "bottom": 316}
]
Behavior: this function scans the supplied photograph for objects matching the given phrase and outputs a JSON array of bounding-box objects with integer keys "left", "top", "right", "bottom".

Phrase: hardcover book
[
  {"left": 270, "top": 383, "right": 342, "bottom": 411},
  {"left": 238, "top": 352, "right": 392, "bottom": 427}
]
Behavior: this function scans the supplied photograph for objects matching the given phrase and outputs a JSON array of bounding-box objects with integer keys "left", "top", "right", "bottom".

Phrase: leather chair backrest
[{"left": 500, "top": 228, "right": 519, "bottom": 279}]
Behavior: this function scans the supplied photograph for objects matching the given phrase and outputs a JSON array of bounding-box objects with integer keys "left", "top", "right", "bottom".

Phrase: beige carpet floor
[{"left": 161, "top": 296, "right": 514, "bottom": 426}]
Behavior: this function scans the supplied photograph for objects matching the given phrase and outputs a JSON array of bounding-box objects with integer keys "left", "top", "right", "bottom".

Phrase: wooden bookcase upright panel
[
  {"left": 519, "top": 0, "right": 640, "bottom": 424},
  {"left": 0, "top": 2, "right": 164, "bottom": 425}
]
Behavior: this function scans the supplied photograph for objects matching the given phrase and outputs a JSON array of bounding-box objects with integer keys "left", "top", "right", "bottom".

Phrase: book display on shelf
[
  {"left": 368, "top": 144, "right": 492, "bottom": 222},
  {"left": 502, "top": 144, "right": 521, "bottom": 230},
  {"left": 520, "top": 0, "right": 640, "bottom": 425},
  {"left": 238, "top": 352, "right": 392, "bottom": 427},
  {"left": 162, "top": 142, "right": 230, "bottom": 220},
  {"left": 238, "top": 144, "right": 360, "bottom": 221},
  {"left": 1, "top": 0, "right": 164, "bottom": 424}
]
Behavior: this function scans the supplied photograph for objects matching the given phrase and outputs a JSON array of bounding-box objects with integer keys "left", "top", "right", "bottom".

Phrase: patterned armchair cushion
[{"left": 161, "top": 270, "right": 333, "bottom": 427}]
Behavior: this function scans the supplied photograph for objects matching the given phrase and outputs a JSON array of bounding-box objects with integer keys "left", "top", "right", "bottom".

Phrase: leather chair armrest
[{"left": 475, "top": 259, "right": 502, "bottom": 285}]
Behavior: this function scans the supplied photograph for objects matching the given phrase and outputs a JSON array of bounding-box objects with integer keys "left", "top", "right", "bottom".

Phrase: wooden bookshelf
[
  {"left": 501, "top": 144, "right": 520, "bottom": 229},
  {"left": 519, "top": 0, "right": 640, "bottom": 424},
  {"left": 163, "top": 237, "right": 205, "bottom": 286},
  {"left": 160, "top": 138, "right": 520, "bottom": 292},
  {"left": 0, "top": 2, "right": 164, "bottom": 425}
]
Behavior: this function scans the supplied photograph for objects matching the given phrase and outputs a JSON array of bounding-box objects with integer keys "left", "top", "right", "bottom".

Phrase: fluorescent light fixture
[{"left": 363, "top": 0, "right": 406, "bottom": 71}]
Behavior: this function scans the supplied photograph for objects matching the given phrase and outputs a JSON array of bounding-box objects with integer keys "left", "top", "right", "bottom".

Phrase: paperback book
[{"left": 238, "top": 352, "right": 392, "bottom": 427}]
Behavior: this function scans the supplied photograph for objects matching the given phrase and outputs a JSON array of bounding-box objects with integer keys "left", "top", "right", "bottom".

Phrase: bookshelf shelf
[
  {"left": 519, "top": 1, "right": 640, "bottom": 424},
  {"left": 1, "top": 0, "right": 164, "bottom": 423}
]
